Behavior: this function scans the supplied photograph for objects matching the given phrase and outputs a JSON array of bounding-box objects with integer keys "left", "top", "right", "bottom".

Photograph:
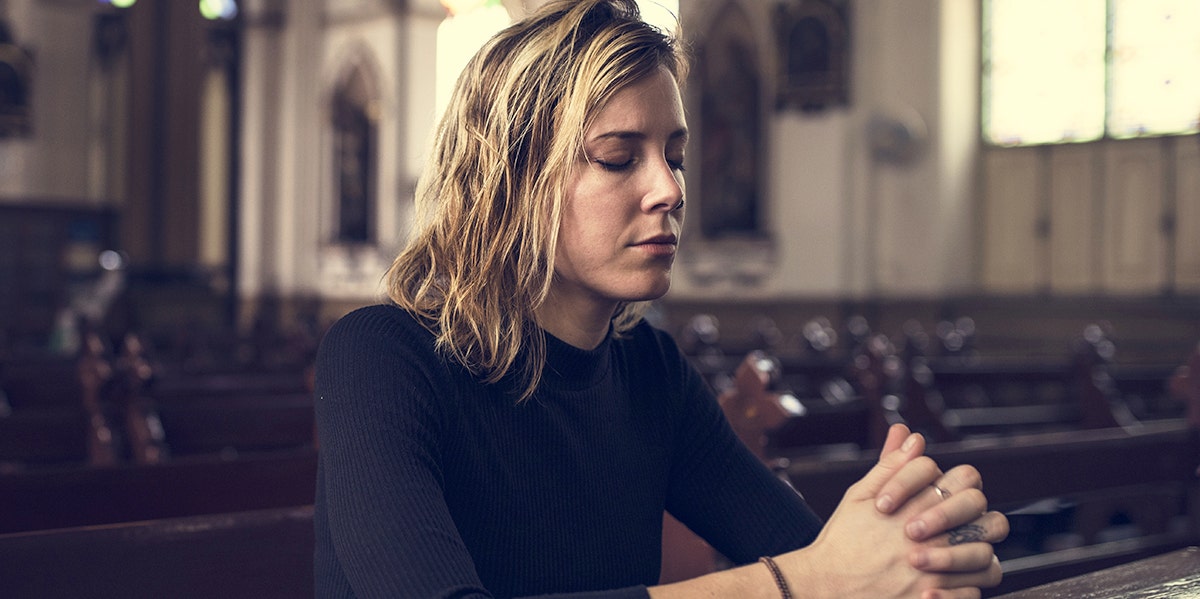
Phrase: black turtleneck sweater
[{"left": 313, "top": 304, "right": 823, "bottom": 598}]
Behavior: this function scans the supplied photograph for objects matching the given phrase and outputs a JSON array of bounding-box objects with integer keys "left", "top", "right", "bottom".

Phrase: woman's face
[{"left": 552, "top": 66, "right": 687, "bottom": 311}]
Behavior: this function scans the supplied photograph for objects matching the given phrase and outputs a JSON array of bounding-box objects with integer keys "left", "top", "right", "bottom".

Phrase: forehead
[{"left": 587, "top": 67, "right": 686, "bottom": 135}]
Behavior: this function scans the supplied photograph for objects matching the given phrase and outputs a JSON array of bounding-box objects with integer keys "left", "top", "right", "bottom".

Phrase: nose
[{"left": 642, "top": 158, "right": 685, "bottom": 213}]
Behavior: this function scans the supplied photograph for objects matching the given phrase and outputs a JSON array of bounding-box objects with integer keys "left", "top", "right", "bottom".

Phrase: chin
[{"left": 625, "top": 276, "right": 672, "bottom": 302}]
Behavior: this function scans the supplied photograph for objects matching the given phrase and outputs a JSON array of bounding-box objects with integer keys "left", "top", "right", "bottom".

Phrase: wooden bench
[
  {"left": 103, "top": 333, "right": 316, "bottom": 461},
  {"left": 153, "top": 392, "right": 315, "bottom": 457},
  {"left": 0, "top": 334, "right": 121, "bottom": 469},
  {"left": 0, "top": 505, "right": 315, "bottom": 599},
  {"left": 0, "top": 448, "right": 317, "bottom": 534},
  {"left": 149, "top": 370, "right": 311, "bottom": 401},
  {"left": 995, "top": 545, "right": 1200, "bottom": 598},
  {"left": 0, "top": 409, "right": 92, "bottom": 468},
  {"left": 0, "top": 353, "right": 85, "bottom": 411}
]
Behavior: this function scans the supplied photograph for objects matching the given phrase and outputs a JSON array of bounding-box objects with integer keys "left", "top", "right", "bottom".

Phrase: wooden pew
[
  {"left": 0, "top": 352, "right": 84, "bottom": 411},
  {"left": 0, "top": 448, "right": 316, "bottom": 534},
  {"left": 672, "top": 337, "right": 1200, "bottom": 591},
  {"left": 150, "top": 369, "right": 310, "bottom": 401},
  {"left": 0, "top": 333, "right": 120, "bottom": 469},
  {"left": 768, "top": 323, "right": 1168, "bottom": 452},
  {"left": 928, "top": 324, "right": 1184, "bottom": 432},
  {"left": 1170, "top": 343, "right": 1200, "bottom": 427},
  {"left": 0, "top": 505, "right": 314, "bottom": 599},
  {"left": 109, "top": 332, "right": 315, "bottom": 461},
  {"left": 152, "top": 393, "right": 315, "bottom": 457},
  {"left": 0, "top": 410, "right": 91, "bottom": 469},
  {"left": 994, "top": 544, "right": 1200, "bottom": 598}
]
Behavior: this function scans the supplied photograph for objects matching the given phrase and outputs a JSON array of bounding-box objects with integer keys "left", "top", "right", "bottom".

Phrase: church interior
[{"left": 0, "top": 0, "right": 1198, "bottom": 596}]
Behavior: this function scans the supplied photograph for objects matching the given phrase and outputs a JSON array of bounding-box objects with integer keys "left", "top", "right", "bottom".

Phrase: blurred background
[
  {"left": 1, "top": 0, "right": 1197, "bottom": 362},
  {"left": 0, "top": 4, "right": 1198, "bottom": 594}
]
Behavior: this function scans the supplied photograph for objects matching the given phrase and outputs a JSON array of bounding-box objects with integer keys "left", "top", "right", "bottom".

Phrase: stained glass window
[{"left": 983, "top": 0, "right": 1200, "bottom": 146}]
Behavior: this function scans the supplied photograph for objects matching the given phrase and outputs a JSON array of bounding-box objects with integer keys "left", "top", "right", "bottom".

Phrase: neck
[{"left": 536, "top": 291, "right": 616, "bottom": 350}]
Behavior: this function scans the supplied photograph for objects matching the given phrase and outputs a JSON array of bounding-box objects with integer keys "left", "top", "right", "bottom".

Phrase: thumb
[
  {"left": 845, "top": 426, "right": 924, "bottom": 501},
  {"left": 878, "top": 423, "right": 912, "bottom": 457}
]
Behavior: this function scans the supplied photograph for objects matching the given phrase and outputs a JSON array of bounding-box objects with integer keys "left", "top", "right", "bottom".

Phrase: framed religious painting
[
  {"left": 0, "top": 21, "right": 34, "bottom": 137},
  {"left": 774, "top": 0, "right": 850, "bottom": 112}
]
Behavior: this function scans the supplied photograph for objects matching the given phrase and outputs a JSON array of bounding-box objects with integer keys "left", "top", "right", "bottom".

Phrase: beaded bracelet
[{"left": 758, "top": 555, "right": 792, "bottom": 599}]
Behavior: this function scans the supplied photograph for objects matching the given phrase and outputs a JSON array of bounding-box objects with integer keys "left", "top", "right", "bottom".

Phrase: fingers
[
  {"left": 904, "top": 487, "right": 987, "bottom": 540},
  {"left": 916, "top": 555, "right": 1004, "bottom": 596},
  {"left": 910, "top": 531, "right": 1000, "bottom": 572},
  {"left": 921, "top": 588, "right": 983, "bottom": 599},
  {"left": 905, "top": 466, "right": 998, "bottom": 541},
  {"left": 879, "top": 423, "right": 913, "bottom": 456},
  {"left": 940, "top": 464, "right": 984, "bottom": 492},
  {"left": 873, "top": 453, "right": 941, "bottom": 514},
  {"left": 849, "top": 427, "right": 925, "bottom": 504},
  {"left": 952, "top": 511, "right": 1009, "bottom": 546}
]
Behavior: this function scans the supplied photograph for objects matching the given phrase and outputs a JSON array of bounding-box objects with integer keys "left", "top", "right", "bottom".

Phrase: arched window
[
  {"left": 0, "top": 20, "right": 33, "bottom": 137},
  {"left": 331, "top": 66, "right": 377, "bottom": 244},
  {"left": 697, "top": 1, "right": 763, "bottom": 240}
]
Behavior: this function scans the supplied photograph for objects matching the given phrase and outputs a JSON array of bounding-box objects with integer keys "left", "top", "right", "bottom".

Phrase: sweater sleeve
[
  {"left": 314, "top": 307, "right": 490, "bottom": 598},
  {"left": 314, "top": 306, "right": 651, "bottom": 599},
  {"left": 653, "top": 328, "right": 825, "bottom": 564}
]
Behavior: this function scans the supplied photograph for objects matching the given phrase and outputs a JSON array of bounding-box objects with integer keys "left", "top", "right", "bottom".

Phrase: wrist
[
  {"left": 774, "top": 543, "right": 838, "bottom": 599},
  {"left": 758, "top": 556, "right": 791, "bottom": 599}
]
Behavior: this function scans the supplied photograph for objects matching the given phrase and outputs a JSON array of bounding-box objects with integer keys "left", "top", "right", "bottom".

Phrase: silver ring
[{"left": 933, "top": 485, "right": 951, "bottom": 501}]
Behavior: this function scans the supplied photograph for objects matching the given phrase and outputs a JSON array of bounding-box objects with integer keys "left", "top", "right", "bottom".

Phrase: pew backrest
[
  {"left": 0, "top": 448, "right": 317, "bottom": 534},
  {"left": 0, "top": 505, "right": 314, "bottom": 599}
]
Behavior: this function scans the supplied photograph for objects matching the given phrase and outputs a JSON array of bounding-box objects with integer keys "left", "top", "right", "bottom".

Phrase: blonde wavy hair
[{"left": 386, "top": 0, "right": 687, "bottom": 401}]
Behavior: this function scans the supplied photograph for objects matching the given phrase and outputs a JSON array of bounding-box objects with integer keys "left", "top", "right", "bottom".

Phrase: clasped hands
[{"left": 781, "top": 423, "right": 1009, "bottom": 599}]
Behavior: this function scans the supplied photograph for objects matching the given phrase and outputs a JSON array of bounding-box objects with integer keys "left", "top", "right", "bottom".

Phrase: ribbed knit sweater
[{"left": 313, "top": 304, "right": 824, "bottom": 598}]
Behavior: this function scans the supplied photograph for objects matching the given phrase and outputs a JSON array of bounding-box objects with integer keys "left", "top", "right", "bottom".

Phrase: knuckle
[
  {"left": 913, "top": 456, "right": 942, "bottom": 477},
  {"left": 958, "top": 488, "right": 988, "bottom": 511},
  {"left": 987, "top": 560, "right": 1005, "bottom": 586},
  {"left": 950, "top": 465, "right": 983, "bottom": 489},
  {"left": 989, "top": 512, "right": 1011, "bottom": 540}
]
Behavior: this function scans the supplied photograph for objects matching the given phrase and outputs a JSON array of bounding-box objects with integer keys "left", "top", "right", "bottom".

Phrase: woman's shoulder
[
  {"left": 328, "top": 303, "right": 432, "bottom": 336},
  {"left": 320, "top": 303, "right": 438, "bottom": 359}
]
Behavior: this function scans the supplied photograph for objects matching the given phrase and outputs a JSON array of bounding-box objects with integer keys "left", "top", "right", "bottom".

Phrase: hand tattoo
[{"left": 947, "top": 524, "right": 986, "bottom": 545}]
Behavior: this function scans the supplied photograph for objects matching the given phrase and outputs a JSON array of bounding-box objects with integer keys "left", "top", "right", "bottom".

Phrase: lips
[{"left": 633, "top": 234, "right": 678, "bottom": 247}]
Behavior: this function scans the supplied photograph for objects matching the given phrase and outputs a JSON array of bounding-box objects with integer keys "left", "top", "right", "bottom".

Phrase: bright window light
[
  {"left": 435, "top": 0, "right": 511, "bottom": 122},
  {"left": 1109, "top": 0, "right": 1200, "bottom": 138},
  {"left": 983, "top": 0, "right": 1200, "bottom": 146},
  {"left": 983, "top": 0, "right": 1106, "bottom": 146}
]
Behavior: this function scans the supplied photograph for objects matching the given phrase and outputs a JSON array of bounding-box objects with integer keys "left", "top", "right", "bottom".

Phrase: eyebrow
[{"left": 589, "top": 128, "right": 690, "bottom": 143}]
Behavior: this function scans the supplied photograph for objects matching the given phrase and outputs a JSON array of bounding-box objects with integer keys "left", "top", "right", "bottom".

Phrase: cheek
[{"left": 563, "top": 183, "right": 620, "bottom": 237}]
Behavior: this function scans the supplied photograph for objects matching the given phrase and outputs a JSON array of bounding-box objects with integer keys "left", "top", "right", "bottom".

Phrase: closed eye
[{"left": 595, "top": 158, "right": 634, "bottom": 172}]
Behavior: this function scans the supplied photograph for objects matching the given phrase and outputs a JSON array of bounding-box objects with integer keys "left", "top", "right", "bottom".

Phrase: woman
[{"left": 313, "top": 1, "right": 1007, "bottom": 597}]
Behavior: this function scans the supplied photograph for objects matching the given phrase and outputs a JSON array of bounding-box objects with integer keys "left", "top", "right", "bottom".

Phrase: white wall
[
  {"left": 236, "top": 0, "right": 989, "bottom": 303},
  {"left": 15, "top": 0, "right": 1187, "bottom": 305},
  {"left": 0, "top": 0, "right": 107, "bottom": 203},
  {"left": 668, "top": 0, "right": 979, "bottom": 301}
]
